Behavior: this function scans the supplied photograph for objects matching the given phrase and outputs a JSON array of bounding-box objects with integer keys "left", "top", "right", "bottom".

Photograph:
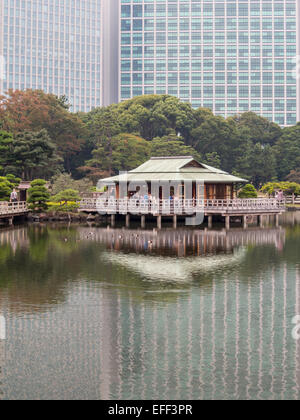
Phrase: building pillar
[
  {"left": 8, "top": 217, "right": 13, "bottom": 226},
  {"left": 157, "top": 215, "right": 162, "bottom": 230},
  {"left": 225, "top": 215, "right": 230, "bottom": 230},
  {"left": 173, "top": 215, "right": 177, "bottom": 229},
  {"left": 243, "top": 215, "right": 248, "bottom": 229},
  {"left": 141, "top": 215, "right": 146, "bottom": 229},
  {"left": 125, "top": 214, "right": 130, "bottom": 228},
  {"left": 275, "top": 213, "right": 280, "bottom": 228},
  {"left": 111, "top": 214, "right": 115, "bottom": 227},
  {"left": 208, "top": 215, "right": 213, "bottom": 229}
]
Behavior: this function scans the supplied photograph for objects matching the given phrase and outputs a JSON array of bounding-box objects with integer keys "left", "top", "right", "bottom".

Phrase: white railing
[
  {"left": 79, "top": 198, "right": 285, "bottom": 215},
  {"left": 0, "top": 201, "right": 28, "bottom": 216}
]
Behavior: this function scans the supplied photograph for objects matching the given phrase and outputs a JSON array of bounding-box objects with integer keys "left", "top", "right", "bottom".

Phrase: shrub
[
  {"left": 238, "top": 184, "right": 258, "bottom": 198},
  {"left": 27, "top": 179, "right": 50, "bottom": 212},
  {"left": 0, "top": 176, "right": 14, "bottom": 201},
  {"left": 50, "top": 189, "right": 80, "bottom": 212}
]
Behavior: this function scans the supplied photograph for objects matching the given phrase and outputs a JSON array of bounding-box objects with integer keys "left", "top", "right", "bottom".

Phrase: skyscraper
[
  {"left": 0, "top": 0, "right": 299, "bottom": 125},
  {"left": 0, "top": 0, "right": 102, "bottom": 112},
  {"left": 120, "top": 0, "right": 299, "bottom": 126}
]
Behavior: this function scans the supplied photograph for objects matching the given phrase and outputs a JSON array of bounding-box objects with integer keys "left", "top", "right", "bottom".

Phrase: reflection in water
[{"left": 0, "top": 217, "right": 299, "bottom": 400}]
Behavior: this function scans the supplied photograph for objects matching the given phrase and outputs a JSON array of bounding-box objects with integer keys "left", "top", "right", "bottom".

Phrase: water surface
[{"left": 0, "top": 213, "right": 300, "bottom": 400}]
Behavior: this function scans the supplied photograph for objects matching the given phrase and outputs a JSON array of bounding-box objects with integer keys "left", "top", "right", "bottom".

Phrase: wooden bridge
[
  {"left": 0, "top": 202, "right": 29, "bottom": 224},
  {"left": 79, "top": 197, "right": 285, "bottom": 229}
]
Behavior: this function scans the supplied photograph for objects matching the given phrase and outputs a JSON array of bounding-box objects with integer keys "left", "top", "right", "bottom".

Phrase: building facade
[
  {"left": 0, "top": 0, "right": 102, "bottom": 112},
  {"left": 120, "top": 0, "right": 299, "bottom": 126},
  {"left": 0, "top": 0, "right": 299, "bottom": 124}
]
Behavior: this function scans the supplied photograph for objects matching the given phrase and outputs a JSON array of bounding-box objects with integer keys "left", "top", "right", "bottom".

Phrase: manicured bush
[
  {"left": 49, "top": 189, "right": 80, "bottom": 212},
  {"left": 238, "top": 184, "right": 258, "bottom": 198},
  {"left": 0, "top": 176, "right": 14, "bottom": 201},
  {"left": 27, "top": 179, "right": 50, "bottom": 212}
]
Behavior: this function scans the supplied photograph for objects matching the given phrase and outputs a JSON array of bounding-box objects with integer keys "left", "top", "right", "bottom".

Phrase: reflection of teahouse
[{"left": 100, "top": 156, "right": 246, "bottom": 200}]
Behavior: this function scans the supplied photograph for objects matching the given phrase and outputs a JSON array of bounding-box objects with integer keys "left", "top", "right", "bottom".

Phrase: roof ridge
[{"left": 150, "top": 156, "right": 193, "bottom": 160}]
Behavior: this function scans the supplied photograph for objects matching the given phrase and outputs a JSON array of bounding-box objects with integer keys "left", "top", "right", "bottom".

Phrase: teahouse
[
  {"left": 101, "top": 156, "right": 246, "bottom": 200},
  {"left": 80, "top": 156, "right": 285, "bottom": 229}
]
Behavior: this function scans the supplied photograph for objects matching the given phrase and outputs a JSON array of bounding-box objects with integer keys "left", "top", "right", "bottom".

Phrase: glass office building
[
  {"left": 120, "top": 0, "right": 298, "bottom": 126},
  {"left": 0, "top": 0, "right": 102, "bottom": 112}
]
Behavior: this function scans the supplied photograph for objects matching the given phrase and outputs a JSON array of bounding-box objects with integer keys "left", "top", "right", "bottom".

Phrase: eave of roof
[{"left": 101, "top": 172, "right": 247, "bottom": 183}]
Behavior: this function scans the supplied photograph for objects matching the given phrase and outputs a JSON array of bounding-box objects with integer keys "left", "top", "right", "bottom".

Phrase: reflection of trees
[
  {"left": 0, "top": 219, "right": 298, "bottom": 310},
  {"left": 0, "top": 225, "right": 100, "bottom": 312}
]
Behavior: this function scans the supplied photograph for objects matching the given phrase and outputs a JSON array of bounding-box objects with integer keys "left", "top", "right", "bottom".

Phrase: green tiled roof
[{"left": 102, "top": 156, "right": 247, "bottom": 183}]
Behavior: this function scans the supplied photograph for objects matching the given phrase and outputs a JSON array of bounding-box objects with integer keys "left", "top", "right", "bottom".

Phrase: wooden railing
[
  {"left": 0, "top": 201, "right": 28, "bottom": 216},
  {"left": 79, "top": 198, "right": 285, "bottom": 215}
]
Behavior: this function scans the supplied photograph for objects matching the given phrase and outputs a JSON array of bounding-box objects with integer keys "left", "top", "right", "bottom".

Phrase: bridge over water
[{"left": 0, "top": 202, "right": 29, "bottom": 224}]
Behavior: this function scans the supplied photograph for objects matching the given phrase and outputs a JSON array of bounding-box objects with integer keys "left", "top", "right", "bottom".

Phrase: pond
[{"left": 0, "top": 213, "right": 300, "bottom": 400}]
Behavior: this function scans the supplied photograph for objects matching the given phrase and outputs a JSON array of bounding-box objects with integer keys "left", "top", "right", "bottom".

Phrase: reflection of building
[
  {"left": 79, "top": 226, "right": 286, "bottom": 258},
  {"left": 0, "top": 340, "right": 4, "bottom": 400},
  {"left": 0, "top": 227, "right": 29, "bottom": 252},
  {"left": 96, "top": 262, "right": 300, "bottom": 399}
]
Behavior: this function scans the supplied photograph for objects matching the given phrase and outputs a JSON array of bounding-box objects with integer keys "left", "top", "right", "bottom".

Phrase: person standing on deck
[{"left": 10, "top": 189, "right": 18, "bottom": 203}]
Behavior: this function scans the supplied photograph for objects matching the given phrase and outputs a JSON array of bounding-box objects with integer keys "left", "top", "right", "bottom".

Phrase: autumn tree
[{"left": 0, "top": 89, "right": 86, "bottom": 172}]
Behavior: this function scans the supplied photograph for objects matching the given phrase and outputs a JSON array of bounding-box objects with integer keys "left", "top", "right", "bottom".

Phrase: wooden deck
[
  {"left": 79, "top": 198, "right": 285, "bottom": 216},
  {"left": 0, "top": 202, "right": 29, "bottom": 219}
]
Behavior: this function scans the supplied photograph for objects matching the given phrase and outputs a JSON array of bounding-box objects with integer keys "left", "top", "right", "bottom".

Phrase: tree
[
  {"left": 0, "top": 131, "right": 14, "bottom": 174},
  {"left": 235, "top": 143, "right": 277, "bottom": 188},
  {"left": 203, "top": 152, "right": 221, "bottom": 169},
  {"left": 0, "top": 176, "right": 14, "bottom": 201},
  {"left": 273, "top": 124, "right": 300, "bottom": 180},
  {"left": 261, "top": 182, "right": 300, "bottom": 202},
  {"left": 234, "top": 112, "right": 282, "bottom": 146},
  {"left": 27, "top": 179, "right": 50, "bottom": 212},
  {"left": 0, "top": 89, "right": 86, "bottom": 173},
  {"left": 50, "top": 189, "right": 81, "bottom": 212},
  {"left": 150, "top": 134, "right": 201, "bottom": 159},
  {"left": 286, "top": 170, "right": 300, "bottom": 184},
  {"left": 82, "top": 106, "right": 122, "bottom": 178},
  {"left": 238, "top": 184, "right": 258, "bottom": 198},
  {"left": 81, "top": 133, "right": 151, "bottom": 181},
  {"left": 2, "top": 130, "right": 61, "bottom": 180},
  {"left": 190, "top": 110, "right": 241, "bottom": 172},
  {"left": 50, "top": 173, "right": 93, "bottom": 195}
]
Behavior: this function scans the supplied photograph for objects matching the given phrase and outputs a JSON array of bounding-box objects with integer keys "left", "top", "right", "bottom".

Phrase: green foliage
[
  {"left": 261, "top": 181, "right": 300, "bottom": 197},
  {"left": 286, "top": 170, "right": 300, "bottom": 184},
  {"left": 0, "top": 131, "right": 14, "bottom": 174},
  {"left": 273, "top": 124, "right": 300, "bottom": 180},
  {"left": 50, "top": 189, "right": 80, "bottom": 212},
  {"left": 27, "top": 179, "right": 51, "bottom": 212},
  {"left": 2, "top": 92, "right": 300, "bottom": 187},
  {"left": 234, "top": 112, "right": 282, "bottom": 146},
  {"left": 0, "top": 176, "right": 14, "bottom": 201},
  {"left": 51, "top": 189, "right": 80, "bottom": 203},
  {"left": 2, "top": 129, "right": 61, "bottom": 180},
  {"left": 203, "top": 152, "right": 221, "bottom": 169},
  {"left": 234, "top": 143, "right": 277, "bottom": 188},
  {"left": 150, "top": 134, "right": 201, "bottom": 160},
  {"left": 50, "top": 173, "right": 93, "bottom": 195},
  {"left": 238, "top": 184, "right": 258, "bottom": 198},
  {"left": 5, "top": 174, "right": 21, "bottom": 187},
  {"left": 81, "top": 133, "right": 151, "bottom": 181}
]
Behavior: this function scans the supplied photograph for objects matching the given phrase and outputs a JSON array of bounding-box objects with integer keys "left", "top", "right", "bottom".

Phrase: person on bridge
[{"left": 10, "top": 189, "right": 18, "bottom": 203}]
